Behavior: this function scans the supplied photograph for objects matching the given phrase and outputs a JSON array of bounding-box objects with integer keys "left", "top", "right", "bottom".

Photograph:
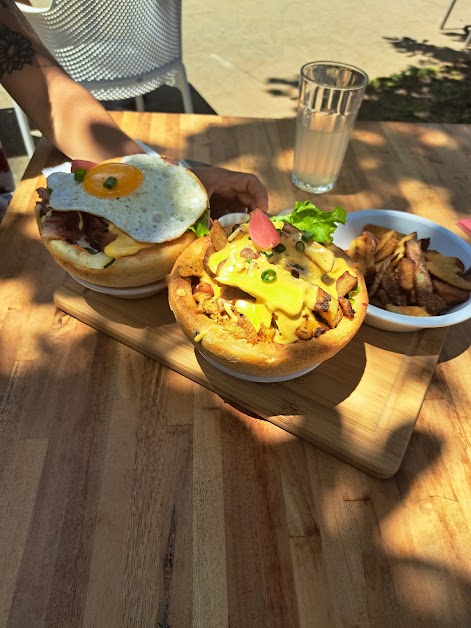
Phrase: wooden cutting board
[{"left": 54, "top": 278, "right": 447, "bottom": 478}]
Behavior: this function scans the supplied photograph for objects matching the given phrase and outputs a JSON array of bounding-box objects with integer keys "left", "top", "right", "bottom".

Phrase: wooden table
[{"left": 1, "top": 113, "right": 470, "bottom": 627}]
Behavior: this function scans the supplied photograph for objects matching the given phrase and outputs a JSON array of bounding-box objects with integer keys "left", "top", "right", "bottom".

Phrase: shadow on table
[
  {"left": 228, "top": 374, "right": 471, "bottom": 624},
  {"left": 4, "top": 111, "right": 471, "bottom": 309},
  {"left": 2, "top": 83, "right": 216, "bottom": 161},
  {"left": 216, "top": 358, "right": 471, "bottom": 626}
]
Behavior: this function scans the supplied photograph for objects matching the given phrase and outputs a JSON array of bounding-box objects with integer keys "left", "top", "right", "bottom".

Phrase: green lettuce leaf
[
  {"left": 188, "top": 209, "right": 210, "bottom": 237},
  {"left": 272, "top": 201, "right": 347, "bottom": 244}
]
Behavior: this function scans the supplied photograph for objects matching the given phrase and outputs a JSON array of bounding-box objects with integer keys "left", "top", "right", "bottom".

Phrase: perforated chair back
[
  {"left": 20, "top": 0, "right": 192, "bottom": 103},
  {"left": 15, "top": 0, "right": 193, "bottom": 155}
]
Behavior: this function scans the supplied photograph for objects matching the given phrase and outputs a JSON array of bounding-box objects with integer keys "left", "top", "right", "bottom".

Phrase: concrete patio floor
[{"left": 1, "top": 0, "right": 470, "bottom": 184}]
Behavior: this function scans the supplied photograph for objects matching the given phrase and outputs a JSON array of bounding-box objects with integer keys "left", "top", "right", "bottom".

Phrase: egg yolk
[{"left": 83, "top": 163, "right": 144, "bottom": 198}]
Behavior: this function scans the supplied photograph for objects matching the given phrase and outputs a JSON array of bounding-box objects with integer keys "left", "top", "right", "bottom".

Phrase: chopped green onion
[
  {"left": 301, "top": 230, "right": 314, "bottom": 242},
  {"left": 348, "top": 284, "right": 360, "bottom": 305},
  {"left": 103, "top": 176, "right": 118, "bottom": 190},
  {"left": 261, "top": 269, "right": 276, "bottom": 282},
  {"left": 74, "top": 168, "right": 86, "bottom": 182},
  {"left": 295, "top": 240, "right": 305, "bottom": 252},
  {"left": 263, "top": 250, "right": 274, "bottom": 258},
  {"left": 273, "top": 243, "right": 286, "bottom": 254}
]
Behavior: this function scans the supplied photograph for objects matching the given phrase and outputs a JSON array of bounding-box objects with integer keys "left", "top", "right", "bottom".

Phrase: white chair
[{"left": 15, "top": 0, "right": 193, "bottom": 156}]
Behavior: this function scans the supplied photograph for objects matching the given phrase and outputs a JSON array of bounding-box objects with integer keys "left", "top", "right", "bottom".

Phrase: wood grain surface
[
  {"left": 1, "top": 114, "right": 471, "bottom": 627},
  {"left": 54, "top": 277, "right": 446, "bottom": 479}
]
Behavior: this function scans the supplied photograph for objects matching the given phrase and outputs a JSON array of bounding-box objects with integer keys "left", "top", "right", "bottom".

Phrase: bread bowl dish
[
  {"left": 35, "top": 154, "right": 209, "bottom": 288},
  {"left": 168, "top": 202, "right": 368, "bottom": 380}
]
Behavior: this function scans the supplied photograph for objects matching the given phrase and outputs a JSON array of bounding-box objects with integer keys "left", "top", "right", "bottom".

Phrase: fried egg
[{"left": 46, "top": 154, "right": 208, "bottom": 243}]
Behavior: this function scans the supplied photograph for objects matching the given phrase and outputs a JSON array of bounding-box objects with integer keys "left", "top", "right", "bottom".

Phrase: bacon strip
[{"left": 37, "top": 210, "right": 80, "bottom": 240}]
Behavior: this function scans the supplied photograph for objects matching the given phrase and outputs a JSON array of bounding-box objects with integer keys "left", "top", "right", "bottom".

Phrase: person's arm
[{"left": 0, "top": 1, "right": 142, "bottom": 161}]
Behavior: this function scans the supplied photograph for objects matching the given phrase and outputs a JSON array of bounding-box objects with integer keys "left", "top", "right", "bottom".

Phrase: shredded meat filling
[{"left": 37, "top": 205, "right": 117, "bottom": 251}]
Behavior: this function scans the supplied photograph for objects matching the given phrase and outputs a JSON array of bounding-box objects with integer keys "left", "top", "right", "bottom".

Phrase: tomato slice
[
  {"left": 249, "top": 208, "right": 281, "bottom": 249},
  {"left": 70, "top": 159, "right": 97, "bottom": 173}
]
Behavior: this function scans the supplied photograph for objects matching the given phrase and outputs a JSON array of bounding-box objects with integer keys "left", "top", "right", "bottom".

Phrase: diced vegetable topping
[
  {"left": 74, "top": 168, "right": 87, "bottom": 182},
  {"left": 261, "top": 268, "right": 277, "bottom": 282},
  {"left": 103, "top": 176, "right": 118, "bottom": 190}
]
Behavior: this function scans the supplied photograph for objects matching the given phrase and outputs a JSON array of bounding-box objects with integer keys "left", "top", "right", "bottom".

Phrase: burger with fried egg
[
  {"left": 167, "top": 202, "right": 368, "bottom": 378},
  {"left": 35, "top": 154, "right": 209, "bottom": 287}
]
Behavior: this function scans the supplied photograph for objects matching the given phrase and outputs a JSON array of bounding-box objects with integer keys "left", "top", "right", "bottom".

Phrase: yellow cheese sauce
[
  {"left": 103, "top": 223, "right": 154, "bottom": 258},
  {"left": 207, "top": 231, "right": 351, "bottom": 344}
]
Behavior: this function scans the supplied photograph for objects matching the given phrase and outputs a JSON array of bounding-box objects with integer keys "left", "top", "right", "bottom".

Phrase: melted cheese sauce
[
  {"left": 104, "top": 223, "right": 154, "bottom": 258},
  {"left": 207, "top": 231, "right": 351, "bottom": 344}
]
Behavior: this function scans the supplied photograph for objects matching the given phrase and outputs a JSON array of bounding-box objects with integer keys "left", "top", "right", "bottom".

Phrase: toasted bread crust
[
  {"left": 168, "top": 235, "right": 368, "bottom": 378},
  {"left": 42, "top": 230, "right": 197, "bottom": 287}
]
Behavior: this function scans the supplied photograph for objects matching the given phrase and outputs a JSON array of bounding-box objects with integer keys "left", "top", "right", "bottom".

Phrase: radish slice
[
  {"left": 70, "top": 160, "right": 97, "bottom": 173},
  {"left": 249, "top": 209, "right": 281, "bottom": 249}
]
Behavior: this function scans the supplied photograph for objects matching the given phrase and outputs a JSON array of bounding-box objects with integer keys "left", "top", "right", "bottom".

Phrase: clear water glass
[{"left": 292, "top": 61, "right": 368, "bottom": 194}]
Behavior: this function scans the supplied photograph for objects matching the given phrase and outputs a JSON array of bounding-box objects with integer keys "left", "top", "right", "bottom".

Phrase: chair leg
[
  {"left": 440, "top": 0, "right": 458, "bottom": 29},
  {"left": 12, "top": 102, "right": 35, "bottom": 157},
  {"left": 135, "top": 95, "right": 145, "bottom": 112},
  {"left": 174, "top": 63, "right": 194, "bottom": 113}
]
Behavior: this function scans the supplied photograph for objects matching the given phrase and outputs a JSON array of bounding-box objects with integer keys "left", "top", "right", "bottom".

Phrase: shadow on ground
[
  {"left": 266, "top": 36, "right": 471, "bottom": 124},
  {"left": 360, "top": 37, "right": 471, "bottom": 123}
]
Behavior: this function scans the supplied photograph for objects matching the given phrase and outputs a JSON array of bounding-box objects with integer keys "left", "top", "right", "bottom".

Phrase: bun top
[{"left": 45, "top": 155, "right": 209, "bottom": 243}]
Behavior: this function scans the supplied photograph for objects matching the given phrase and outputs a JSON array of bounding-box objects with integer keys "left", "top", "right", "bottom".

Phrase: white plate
[
  {"left": 69, "top": 274, "right": 167, "bottom": 299},
  {"left": 198, "top": 350, "right": 319, "bottom": 383},
  {"left": 333, "top": 209, "right": 471, "bottom": 332},
  {"left": 217, "top": 212, "right": 250, "bottom": 227}
]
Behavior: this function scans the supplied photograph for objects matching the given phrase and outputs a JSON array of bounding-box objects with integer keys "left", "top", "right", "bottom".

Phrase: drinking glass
[{"left": 292, "top": 61, "right": 368, "bottom": 194}]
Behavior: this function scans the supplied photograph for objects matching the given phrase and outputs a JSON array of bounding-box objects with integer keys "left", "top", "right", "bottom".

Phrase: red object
[
  {"left": 457, "top": 218, "right": 471, "bottom": 238},
  {"left": 70, "top": 160, "right": 97, "bottom": 173},
  {"left": 248, "top": 208, "right": 281, "bottom": 249}
]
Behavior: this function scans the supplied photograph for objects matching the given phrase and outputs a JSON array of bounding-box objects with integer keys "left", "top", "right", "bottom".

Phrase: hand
[{"left": 190, "top": 166, "right": 268, "bottom": 216}]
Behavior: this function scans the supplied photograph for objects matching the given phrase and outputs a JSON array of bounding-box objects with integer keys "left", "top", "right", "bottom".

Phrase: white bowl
[
  {"left": 69, "top": 274, "right": 167, "bottom": 299},
  {"left": 198, "top": 349, "right": 319, "bottom": 382},
  {"left": 217, "top": 212, "right": 250, "bottom": 227},
  {"left": 333, "top": 209, "right": 471, "bottom": 332}
]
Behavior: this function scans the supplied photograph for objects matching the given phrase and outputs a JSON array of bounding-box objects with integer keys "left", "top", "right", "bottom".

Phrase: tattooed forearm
[{"left": 0, "top": 24, "right": 35, "bottom": 80}]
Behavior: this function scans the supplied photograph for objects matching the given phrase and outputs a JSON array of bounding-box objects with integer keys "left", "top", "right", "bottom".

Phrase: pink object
[
  {"left": 248, "top": 208, "right": 281, "bottom": 249},
  {"left": 457, "top": 218, "right": 471, "bottom": 237},
  {"left": 70, "top": 160, "right": 97, "bottom": 173}
]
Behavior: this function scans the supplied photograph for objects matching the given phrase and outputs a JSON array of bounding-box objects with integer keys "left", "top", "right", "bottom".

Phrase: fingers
[
  {"left": 245, "top": 173, "right": 268, "bottom": 212},
  {"left": 190, "top": 166, "right": 268, "bottom": 213}
]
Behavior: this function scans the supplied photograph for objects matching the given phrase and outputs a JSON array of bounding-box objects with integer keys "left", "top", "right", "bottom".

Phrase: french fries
[{"left": 348, "top": 224, "right": 471, "bottom": 317}]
